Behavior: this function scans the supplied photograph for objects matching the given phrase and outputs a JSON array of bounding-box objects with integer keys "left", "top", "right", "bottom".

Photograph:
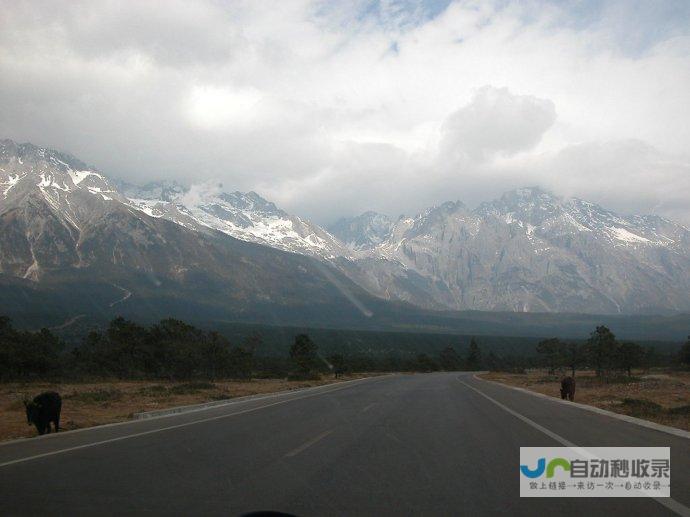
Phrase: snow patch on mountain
[
  {"left": 68, "top": 169, "right": 103, "bottom": 186},
  {"left": 122, "top": 180, "right": 351, "bottom": 260},
  {"left": 1, "top": 173, "right": 21, "bottom": 196},
  {"left": 338, "top": 186, "right": 690, "bottom": 313},
  {"left": 608, "top": 227, "right": 650, "bottom": 244},
  {"left": 3, "top": 139, "right": 690, "bottom": 314}
]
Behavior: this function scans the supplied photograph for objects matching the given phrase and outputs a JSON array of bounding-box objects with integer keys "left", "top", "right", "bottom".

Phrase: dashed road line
[{"left": 284, "top": 430, "right": 333, "bottom": 458}]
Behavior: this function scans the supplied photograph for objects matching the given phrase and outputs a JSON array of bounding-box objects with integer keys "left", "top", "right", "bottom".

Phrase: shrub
[
  {"left": 170, "top": 382, "right": 217, "bottom": 395},
  {"left": 604, "top": 375, "right": 642, "bottom": 384},
  {"left": 137, "top": 385, "right": 169, "bottom": 396},
  {"left": 620, "top": 398, "right": 663, "bottom": 415},
  {"left": 67, "top": 388, "right": 122, "bottom": 403},
  {"left": 535, "top": 375, "right": 561, "bottom": 384},
  {"left": 209, "top": 394, "right": 232, "bottom": 401},
  {"left": 287, "top": 371, "right": 321, "bottom": 381},
  {"left": 667, "top": 405, "right": 690, "bottom": 415}
]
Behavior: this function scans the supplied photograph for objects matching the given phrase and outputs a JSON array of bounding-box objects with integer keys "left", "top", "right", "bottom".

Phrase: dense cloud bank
[{"left": 1, "top": 0, "right": 689, "bottom": 223}]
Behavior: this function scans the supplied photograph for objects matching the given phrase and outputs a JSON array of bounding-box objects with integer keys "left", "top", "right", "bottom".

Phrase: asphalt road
[{"left": 0, "top": 372, "right": 688, "bottom": 516}]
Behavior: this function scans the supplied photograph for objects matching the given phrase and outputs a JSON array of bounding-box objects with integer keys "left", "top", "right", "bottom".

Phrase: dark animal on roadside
[
  {"left": 24, "top": 391, "right": 62, "bottom": 435},
  {"left": 560, "top": 376, "right": 575, "bottom": 402}
]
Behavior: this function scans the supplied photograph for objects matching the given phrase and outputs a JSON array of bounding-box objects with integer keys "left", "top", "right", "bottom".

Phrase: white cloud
[
  {"left": 440, "top": 86, "right": 556, "bottom": 161},
  {"left": 0, "top": 0, "right": 689, "bottom": 223},
  {"left": 180, "top": 181, "right": 225, "bottom": 207},
  {"left": 539, "top": 140, "right": 690, "bottom": 221},
  {"left": 185, "top": 86, "right": 264, "bottom": 130}
]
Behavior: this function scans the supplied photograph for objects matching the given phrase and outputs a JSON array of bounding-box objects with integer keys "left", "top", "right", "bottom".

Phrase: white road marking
[
  {"left": 459, "top": 380, "right": 577, "bottom": 446},
  {"left": 476, "top": 374, "right": 690, "bottom": 440},
  {"left": 386, "top": 432, "right": 405, "bottom": 445},
  {"left": 0, "top": 375, "right": 386, "bottom": 447},
  {"left": 362, "top": 403, "right": 377, "bottom": 412},
  {"left": 458, "top": 378, "right": 690, "bottom": 517},
  {"left": 0, "top": 378, "right": 379, "bottom": 469},
  {"left": 284, "top": 430, "right": 333, "bottom": 458}
]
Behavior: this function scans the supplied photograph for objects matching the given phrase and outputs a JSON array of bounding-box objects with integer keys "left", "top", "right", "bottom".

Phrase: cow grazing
[
  {"left": 24, "top": 391, "right": 62, "bottom": 435},
  {"left": 560, "top": 376, "right": 575, "bottom": 402}
]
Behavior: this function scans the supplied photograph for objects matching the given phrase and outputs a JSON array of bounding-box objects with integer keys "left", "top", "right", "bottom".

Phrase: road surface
[{"left": 0, "top": 373, "right": 688, "bottom": 516}]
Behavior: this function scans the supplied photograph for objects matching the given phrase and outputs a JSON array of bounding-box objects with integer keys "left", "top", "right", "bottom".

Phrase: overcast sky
[{"left": 1, "top": 0, "right": 689, "bottom": 224}]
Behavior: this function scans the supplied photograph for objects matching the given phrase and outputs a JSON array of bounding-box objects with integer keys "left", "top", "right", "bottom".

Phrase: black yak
[
  {"left": 24, "top": 391, "right": 62, "bottom": 435},
  {"left": 560, "top": 376, "right": 575, "bottom": 402}
]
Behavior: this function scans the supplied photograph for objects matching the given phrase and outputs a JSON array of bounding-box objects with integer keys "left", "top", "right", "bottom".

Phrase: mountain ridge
[
  {"left": 0, "top": 139, "right": 386, "bottom": 327},
  {"left": 3, "top": 138, "right": 690, "bottom": 317}
]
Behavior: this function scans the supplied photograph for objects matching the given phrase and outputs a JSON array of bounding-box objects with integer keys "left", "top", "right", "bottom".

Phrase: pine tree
[
  {"left": 289, "top": 334, "right": 320, "bottom": 380},
  {"left": 679, "top": 336, "right": 690, "bottom": 369},
  {"left": 439, "top": 346, "right": 461, "bottom": 371},
  {"left": 466, "top": 339, "right": 482, "bottom": 370},
  {"left": 586, "top": 326, "right": 619, "bottom": 377},
  {"left": 564, "top": 342, "right": 585, "bottom": 377},
  {"left": 535, "top": 338, "right": 565, "bottom": 374},
  {"left": 329, "top": 353, "right": 346, "bottom": 378},
  {"left": 617, "top": 341, "right": 644, "bottom": 377}
]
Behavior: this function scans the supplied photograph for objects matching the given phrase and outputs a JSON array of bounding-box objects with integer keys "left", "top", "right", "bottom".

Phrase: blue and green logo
[{"left": 520, "top": 457, "right": 571, "bottom": 478}]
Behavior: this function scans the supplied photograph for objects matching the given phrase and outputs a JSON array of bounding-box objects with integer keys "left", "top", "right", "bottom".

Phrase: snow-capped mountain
[
  {"left": 0, "top": 139, "right": 128, "bottom": 279},
  {"left": 475, "top": 187, "right": 688, "bottom": 250},
  {"left": 121, "top": 181, "right": 351, "bottom": 260},
  {"left": 3, "top": 139, "right": 690, "bottom": 316},
  {"left": 335, "top": 187, "right": 690, "bottom": 313},
  {"left": 328, "top": 212, "right": 394, "bottom": 250},
  {"left": 0, "top": 140, "right": 378, "bottom": 325},
  {"left": 1, "top": 139, "right": 125, "bottom": 209}
]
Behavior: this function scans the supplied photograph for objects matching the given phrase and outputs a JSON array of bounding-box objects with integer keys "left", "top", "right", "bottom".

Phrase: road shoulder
[{"left": 475, "top": 373, "right": 690, "bottom": 440}]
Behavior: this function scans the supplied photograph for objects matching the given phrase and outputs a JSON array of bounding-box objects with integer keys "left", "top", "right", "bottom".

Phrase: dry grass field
[
  {"left": 481, "top": 369, "right": 690, "bottom": 431},
  {"left": 0, "top": 374, "right": 376, "bottom": 442}
]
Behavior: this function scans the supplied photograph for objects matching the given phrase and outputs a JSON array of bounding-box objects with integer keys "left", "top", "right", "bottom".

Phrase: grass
[
  {"left": 169, "top": 382, "right": 217, "bottom": 395},
  {"left": 209, "top": 393, "right": 232, "bottom": 401},
  {"left": 65, "top": 388, "right": 122, "bottom": 403},
  {"left": 619, "top": 398, "right": 663, "bottom": 416},
  {"left": 137, "top": 384, "right": 169, "bottom": 396},
  {"left": 0, "top": 374, "right": 376, "bottom": 441},
  {"left": 668, "top": 405, "right": 690, "bottom": 415},
  {"left": 480, "top": 369, "right": 690, "bottom": 432}
]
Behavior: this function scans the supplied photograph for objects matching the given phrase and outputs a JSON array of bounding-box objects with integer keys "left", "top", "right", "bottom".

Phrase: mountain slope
[
  {"left": 121, "top": 181, "right": 351, "bottom": 260},
  {"left": 0, "top": 140, "right": 384, "bottom": 326},
  {"left": 345, "top": 188, "right": 690, "bottom": 314},
  {"left": 328, "top": 211, "right": 393, "bottom": 250},
  {"left": 3, "top": 139, "right": 690, "bottom": 318}
]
